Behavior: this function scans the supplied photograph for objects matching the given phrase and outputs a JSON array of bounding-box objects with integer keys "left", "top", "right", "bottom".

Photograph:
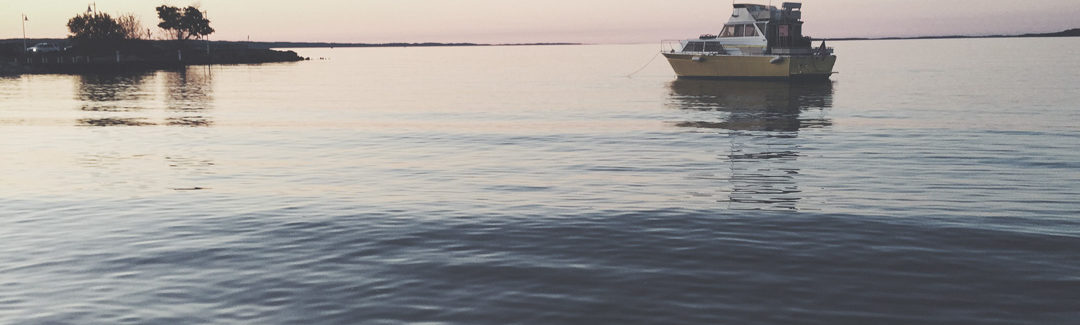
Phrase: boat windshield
[{"left": 719, "top": 24, "right": 759, "bottom": 37}]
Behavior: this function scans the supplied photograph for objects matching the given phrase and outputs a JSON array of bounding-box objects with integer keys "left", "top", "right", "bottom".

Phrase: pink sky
[{"left": 4, "top": 0, "right": 1079, "bottom": 43}]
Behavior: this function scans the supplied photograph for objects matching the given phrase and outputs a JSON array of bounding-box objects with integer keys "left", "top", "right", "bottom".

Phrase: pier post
[{"left": 116, "top": 51, "right": 120, "bottom": 63}]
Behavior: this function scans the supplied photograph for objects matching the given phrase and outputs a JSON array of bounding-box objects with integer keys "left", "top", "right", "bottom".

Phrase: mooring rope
[{"left": 627, "top": 52, "right": 662, "bottom": 78}]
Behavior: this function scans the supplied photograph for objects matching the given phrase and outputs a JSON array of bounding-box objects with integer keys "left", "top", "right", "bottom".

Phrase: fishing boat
[{"left": 662, "top": 2, "right": 836, "bottom": 80}]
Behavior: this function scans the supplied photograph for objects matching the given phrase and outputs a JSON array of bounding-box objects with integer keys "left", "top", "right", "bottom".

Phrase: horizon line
[{"left": 3, "top": 27, "right": 1076, "bottom": 46}]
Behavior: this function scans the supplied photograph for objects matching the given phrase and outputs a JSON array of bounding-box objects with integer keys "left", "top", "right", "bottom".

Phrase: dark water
[{"left": 2, "top": 38, "right": 1079, "bottom": 324}]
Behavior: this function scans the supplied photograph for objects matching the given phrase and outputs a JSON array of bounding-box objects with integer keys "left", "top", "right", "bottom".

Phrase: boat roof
[
  {"left": 733, "top": 1, "right": 800, "bottom": 8},
  {"left": 733, "top": 3, "right": 773, "bottom": 10},
  {"left": 732, "top": 3, "right": 780, "bottom": 22},
  {"left": 731, "top": 2, "right": 805, "bottom": 23}
]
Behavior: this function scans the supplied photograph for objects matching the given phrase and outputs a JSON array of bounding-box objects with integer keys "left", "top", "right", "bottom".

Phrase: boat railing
[{"left": 661, "top": 39, "right": 683, "bottom": 53}]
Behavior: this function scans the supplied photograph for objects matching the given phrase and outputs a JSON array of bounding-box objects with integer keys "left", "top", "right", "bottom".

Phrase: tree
[
  {"left": 155, "top": 6, "right": 182, "bottom": 39},
  {"left": 156, "top": 5, "right": 214, "bottom": 41},
  {"left": 67, "top": 12, "right": 125, "bottom": 42},
  {"left": 116, "top": 14, "right": 144, "bottom": 40}
]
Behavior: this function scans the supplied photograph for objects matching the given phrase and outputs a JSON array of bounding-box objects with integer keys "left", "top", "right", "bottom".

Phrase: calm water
[{"left": 2, "top": 38, "right": 1079, "bottom": 324}]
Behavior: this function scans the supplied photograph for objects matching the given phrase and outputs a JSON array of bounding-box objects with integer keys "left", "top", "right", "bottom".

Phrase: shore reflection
[
  {"left": 74, "top": 68, "right": 214, "bottom": 127},
  {"left": 76, "top": 72, "right": 153, "bottom": 108},
  {"left": 71, "top": 68, "right": 217, "bottom": 192},
  {"left": 75, "top": 72, "right": 154, "bottom": 126},
  {"left": 165, "top": 68, "right": 214, "bottom": 126},
  {"left": 668, "top": 79, "right": 834, "bottom": 210}
]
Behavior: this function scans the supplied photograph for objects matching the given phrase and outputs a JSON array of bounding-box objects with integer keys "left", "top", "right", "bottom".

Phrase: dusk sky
[{"left": 5, "top": 0, "right": 1079, "bottom": 43}]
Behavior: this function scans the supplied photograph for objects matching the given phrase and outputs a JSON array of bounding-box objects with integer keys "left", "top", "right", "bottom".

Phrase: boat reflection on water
[
  {"left": 668, "top": 79, "right": 834, "bottom": 210},
  {"left": 669, "top": 79, "right": 832, "bottom": 131},
  {"left": 75, "top": 68, "right": 214, "bottom": 127}
]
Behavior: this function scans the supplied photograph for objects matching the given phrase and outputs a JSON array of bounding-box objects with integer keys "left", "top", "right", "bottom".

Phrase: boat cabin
[{"left": 676, "top": 2, "right": 818, "bottom": 56}]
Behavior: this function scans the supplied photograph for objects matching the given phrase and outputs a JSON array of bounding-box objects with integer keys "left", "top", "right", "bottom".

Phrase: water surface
[{"left": 2, "top": 38, "right": 1079, "bottom": 324}]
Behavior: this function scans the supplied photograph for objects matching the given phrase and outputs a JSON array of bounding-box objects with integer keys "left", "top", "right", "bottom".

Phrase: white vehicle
[{"left": 26, "top": 43, "right": 61, "bottom": 54}]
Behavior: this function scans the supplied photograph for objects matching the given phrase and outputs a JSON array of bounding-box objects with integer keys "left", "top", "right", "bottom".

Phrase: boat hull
[{"left": 663, "top": 53, "right": 836, "bottom": 80}]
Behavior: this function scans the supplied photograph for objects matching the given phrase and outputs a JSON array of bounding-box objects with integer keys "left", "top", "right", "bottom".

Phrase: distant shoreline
[
  {"left": 0, "top": 40, "right": 582, "bottom": 75},
  {"left": 823, "top": 28, "right": 1080, "bottom": 41},
  {"left": 3, "top": 28, "right": 1075, "bottom": 49},
  {"left": 242, "top": 42, "right": 583, "bottom": 49},
  {"left": 0, "top": 39, "right": 582, "bottom": 50}
]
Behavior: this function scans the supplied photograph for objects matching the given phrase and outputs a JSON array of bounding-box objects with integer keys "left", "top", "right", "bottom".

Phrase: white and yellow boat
[{"left": 663, "top": 2, "right": 836, "bottom": 80}]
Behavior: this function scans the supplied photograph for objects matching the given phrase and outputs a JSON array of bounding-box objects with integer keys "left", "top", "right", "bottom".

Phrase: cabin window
[
  {"left": 756, "top": 23, "right": 767, "bottom": 36},
  {"left": 684, "top": 41, "right": 704, "bottom": 52},
  {"left": 720, "top": 24, "right": 760, "bottom": 37},
  {"left": 743, "top": 24, "right": 758, "bottom": 36},
  {"left": 684, "top": 41, "right": 724, "bottom": 52},
  {"left": 720, "top": 25, "right": 735, "bottom": 37},
  {"left": 703, "top": 42, "right": 724, "bottom": 52}
]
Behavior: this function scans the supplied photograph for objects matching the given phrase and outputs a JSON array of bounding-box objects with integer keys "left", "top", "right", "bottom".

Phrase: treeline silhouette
[{"left": 1, "top": 4, "right": 305, "bottom": 74}]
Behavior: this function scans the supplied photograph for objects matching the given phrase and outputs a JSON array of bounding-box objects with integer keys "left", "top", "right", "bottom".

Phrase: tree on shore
[
  {"left": 116, "top": 14, "right": 144, "bottom": 40},
  {"left": 67, "top": 12, "right": 125, "bottom": 42},
  {"left": 156, "top": 5, "right": 214, "bottom": 41}
]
